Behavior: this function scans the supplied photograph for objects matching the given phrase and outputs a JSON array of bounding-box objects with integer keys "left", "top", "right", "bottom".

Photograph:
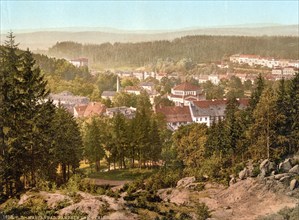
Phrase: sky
[{"left": 1, "top": 0, "right": 299, "bottom": 32}]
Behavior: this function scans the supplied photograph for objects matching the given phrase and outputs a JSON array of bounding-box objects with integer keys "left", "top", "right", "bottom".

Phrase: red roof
[
  {"left": 156, "top": 106, "right": 192, "bottom": 123},
  {"left": 83, "top": 102, "right": 106, "bottom": 117},
  {"left": 173, "top": 82, "right": 200, "bottom": 91},
  {"left": 74, "top": 104, "right": 88, "bottom": 117}
]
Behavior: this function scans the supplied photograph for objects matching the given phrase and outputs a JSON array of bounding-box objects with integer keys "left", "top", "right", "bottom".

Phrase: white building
[
  {"left": 168, "top": 82, "right": 204, "bottom": 106},
  {"left": 69, "top": 58, "right": 88, "bottom": 67}
]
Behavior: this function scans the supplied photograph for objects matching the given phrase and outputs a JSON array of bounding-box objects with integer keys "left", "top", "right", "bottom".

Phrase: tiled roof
[
  {"left": 83, "top": 102, "right": 106, "bottom": 117},
  {"left": 74, "top": 104, "right": 88, "bottom": 117},
  {"left": 156, "top": 106, "right": 192, "bottom": 123},
  {"left": 173, "top": 82, "right": 200, "bottom": 91},
  {"left": 191, "top": 99, "right": 249, "bottom": 117}
]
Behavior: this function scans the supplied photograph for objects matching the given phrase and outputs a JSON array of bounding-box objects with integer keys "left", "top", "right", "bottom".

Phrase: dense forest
[{"left": 48, "top": 35, "right": 299, "bottom": 68}]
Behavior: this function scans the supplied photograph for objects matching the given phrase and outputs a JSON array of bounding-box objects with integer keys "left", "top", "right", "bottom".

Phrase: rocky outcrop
[
  {"left": 176, "top": 176, "right": 196, "bottom": 188},
  {"left": 239, "top": 168, "right": 250, "bottom": 180},
  {"left": 260, "top": 159, "right": 276, "bottom": 177},
  {"left": 289, "top": 165, "right": 299, "bottom": 174},
  {"left": 279, "top": 158, "right": 293, "bottom": 172}
]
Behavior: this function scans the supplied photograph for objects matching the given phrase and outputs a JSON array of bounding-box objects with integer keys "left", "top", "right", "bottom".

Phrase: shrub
[{"left": 195, "top": 202, "right": 211, "bottom": 220}]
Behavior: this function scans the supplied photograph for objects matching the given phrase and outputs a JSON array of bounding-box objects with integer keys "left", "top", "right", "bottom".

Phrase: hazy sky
[{"left": 1, "top": 0, "right": 298, "bottom": 32}]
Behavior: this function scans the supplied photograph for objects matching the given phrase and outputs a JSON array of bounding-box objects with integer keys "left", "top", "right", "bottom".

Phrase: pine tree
[
  {"left": 274, "top": 78, "right": 290, "bottom": 156},
  {"left": 287, "top": 73, "right": 299, "bottom": 153},
  {"left": 52, "top": 106, "right": 83, "bottom": 182},
  {"left": 0, "top": 33, "right": 56, "bottom": 196},
  {"left": 223, "top": 96, "right": 241, "bottom": 165},
  {"left": 83, "top": 117, "right": 105, "bottom": 172},
  {"left": 112, "top": 113, "right": 129, "bottom": 169},
  {"left": 149, "top": 119, "right": 162, "bottom": 166},
  {"left": 248, "top": 88, "right": 278, "bottom": 160},
  {"left": 248, "top": 73, "right": 265, "bottom": 112}
]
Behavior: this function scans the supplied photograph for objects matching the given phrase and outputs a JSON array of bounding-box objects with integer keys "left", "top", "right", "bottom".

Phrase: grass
[
  {"left": 79, "top": 161, "right": 158, "bottom": 181},
  {"left": 88, "top": 168, "right": 158, "bottom": 181}
]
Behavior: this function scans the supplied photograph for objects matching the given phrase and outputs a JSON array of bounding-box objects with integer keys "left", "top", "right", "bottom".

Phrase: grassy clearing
[
  {"left": 79, "top": 161, "right": 158, "bottom": 181},
  {"left": 87, "top": 168, "right": 158, "bottom": 181}
]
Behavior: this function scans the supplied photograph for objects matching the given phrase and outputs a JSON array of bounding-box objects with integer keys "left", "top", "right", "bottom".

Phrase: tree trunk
[
  {"left": 95, "top": 160, "right": 100, "bottom": 172},
  {"left": 62, "top": 163, "right": 67, "bottom": 183}
]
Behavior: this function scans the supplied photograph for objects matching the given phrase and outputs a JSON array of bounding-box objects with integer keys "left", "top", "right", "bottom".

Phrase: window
[{"left": 205, "top": 117, "right": 207, "bottom": 121}]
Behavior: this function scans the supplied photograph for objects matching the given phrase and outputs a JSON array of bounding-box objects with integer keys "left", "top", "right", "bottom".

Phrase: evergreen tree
[
  {"left": 52, "top": 105, "right": 82, "bottom": 182},
  {"left": 274, "top": 78, "right": 290, "bottom": 156},
  {"left": 249, "top": 73, "right": 265, "bottom": 112},
  {"left": 112, "top": 113, "right": 129, "bottom": 169},
  {"left": 223, "top": 96, "right": 241, "bottom": 165},
  {"left": 83, "top": 117, "right": 105, "bottom": 172},
  {"left": 0, "top": 33, "right": 56, "bottom": 196},
  {"left": 287, "top": 73, "right": 299, "bottom": 153},
  {"left": 248, "top": 88, "right": 278, "bottom": 160},
  {"left": 148, "top": 119, "right": 162, "bottom": 166}
]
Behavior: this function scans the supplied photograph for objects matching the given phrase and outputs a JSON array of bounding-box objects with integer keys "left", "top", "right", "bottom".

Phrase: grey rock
[
  {"left": 259, "top": 159, "right": 276, "bottom": 177},
  {"left": 279, "top": 158, "right": 293, "bottom": 172},
  {"left": 289, "top": 165, "right": 299, "bottom": 174},
  {"left": 260, "top": 159, "right": 270, "bottom": 170},
  {"left": 176, "top": 176, "right": 196, "bottom": 188},
  {"left": 290, "top": 179, "right": 298, "bottom": 190},
  {"left": 274, "top": 173, "right": 291, "bottom": 180},
  {"left": 239, "top": 168, "right": 250, "bottom": 180}
]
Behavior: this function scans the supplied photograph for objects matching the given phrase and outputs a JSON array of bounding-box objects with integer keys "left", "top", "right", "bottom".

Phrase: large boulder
[
  {"left": 259, "top": 159, "right": 276, "bottom": 177},
  {"left": 290, "top": 179, "right": 298, "bottom": 191},
  {"left": 279, "top": 158, "right": 293, "bottom": 172},
  {"left": 288, "top": 165, "right": 299, "bottom": 174},
  {"left": 176, "top": 176, "right": 196, "bottom": 188},
  {"left": 239, "top": 168, "right": 250, "bottom": 180}
]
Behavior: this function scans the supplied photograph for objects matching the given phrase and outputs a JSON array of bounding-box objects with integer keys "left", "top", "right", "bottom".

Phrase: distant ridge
[{"left": 1, "top": 24, "right": 298, "bottom": 50}]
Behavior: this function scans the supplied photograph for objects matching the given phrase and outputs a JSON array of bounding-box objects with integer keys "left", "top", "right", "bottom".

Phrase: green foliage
[
  {"left": 173, "top": 123, "right": 208, "bottom": 168},
  {"left": 52, "top": 106, "right": 83, "bottom": 183},
  {"left": 0, "top": 33, "right": 57, "bottom": 196},
  {"left": 83, "top": 117, "right": 106, "bottom": 171},
  {"left": 195, "top": 203, "right": 211, "bottom": 220}
]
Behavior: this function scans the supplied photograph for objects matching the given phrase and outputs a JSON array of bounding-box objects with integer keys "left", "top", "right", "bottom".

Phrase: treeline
[
  {"left": 0, "top": 34, "right": 83, "bottom": 200},
  {"left": 33, "top": 53, "right": 91, "bottom": 80},
  {"left": 48, "top": 35, "right": 299, "bottom": 68}
]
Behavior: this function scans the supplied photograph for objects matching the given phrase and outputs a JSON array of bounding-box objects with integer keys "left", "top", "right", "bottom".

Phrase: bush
[
  {"left": 195, "top": 202, "right": 211, "bottom": 220},
  {"left": 252, "top": 164, "right": 260, "bottom": 177}
]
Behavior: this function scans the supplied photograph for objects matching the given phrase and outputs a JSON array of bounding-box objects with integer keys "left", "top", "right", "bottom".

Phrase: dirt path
[{"left": 85, "top": 178, "right": 131, "bottom": 186}]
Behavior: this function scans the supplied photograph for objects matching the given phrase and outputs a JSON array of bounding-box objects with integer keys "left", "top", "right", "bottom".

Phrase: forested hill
[{"left": 47, "top": 35, "right": 299, "bottom": 68}]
